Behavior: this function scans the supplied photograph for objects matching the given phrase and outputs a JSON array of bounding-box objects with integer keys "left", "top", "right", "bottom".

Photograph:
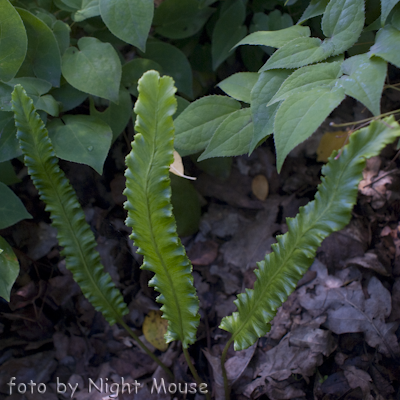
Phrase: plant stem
[
  {"left": 330, "top": 109, "right": 400, "bottom": 128},
  {"left": 117, "top": 318, "right": 174, "bottom": 379},
  {"left": 182, "top": 347, "right": 211, "bottom": 400},
  {"left": 221, "top": 337, "right": 234, "bottom": 400}
]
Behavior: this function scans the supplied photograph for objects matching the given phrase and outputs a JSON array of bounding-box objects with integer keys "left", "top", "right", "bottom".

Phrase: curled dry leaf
[{"left": 170, "top": 150, "right": 196, "bottom": 180}]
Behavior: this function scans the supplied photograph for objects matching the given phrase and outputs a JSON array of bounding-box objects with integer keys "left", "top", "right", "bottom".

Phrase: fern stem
[
  {"left": 182, "top": 347, "right": 211, "bottom": 400},
  {"left": 117, "top": 318, "right": 174, "bottom": 379},
  {"left": 221, "top": 338, "right": 233, "bottom": 400}
]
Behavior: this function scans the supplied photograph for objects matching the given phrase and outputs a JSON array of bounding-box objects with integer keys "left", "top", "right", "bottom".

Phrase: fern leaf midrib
[
  {"left": 21, "top": 104, "right": 122, "bottom": 321},
  {"left": 144, "top": 96, "right": 185, "bottom": 342},
  {"left": 230, "top": 151, "right": 350, "bottom": 343}
]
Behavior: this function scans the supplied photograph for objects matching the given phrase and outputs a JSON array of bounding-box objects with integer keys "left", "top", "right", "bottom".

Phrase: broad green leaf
[
  {"left": 60, "top": 0, "right": 80, "bottom": 9},
  {"left": 0, "top": 77, "right": 57, "bottom": 115},
  {"left": 274, "top": 86, "right": 346, "bottom": 171},
  {"left": 269, "top": 62, "right": 342, "bottom": 105},
  {"left": 16, "top": 8, "right": 61, "bottom": 87},
  {"left": 369, "top": 25, "right": 400, "bottom": 68},
  {"left": 340, "top": 54, "right": 387, "bottom": 116},
  {"left": 73, "top": 0, "right": 100, "bottom": 22},
  {"left": 235, "top": 25, "right": 311, "bottom": 49},
  {"left": 0, "top": 161, "right": 20, "bottom": 185},
  {"left": 347, "top": 31, "right": 376, "bottom": 56},
  {"left": 174, "top": 95, "right": 241, "bottom": 154},
  {"left": 52, "top": 20, "right": 70, "bottom": 55},
  {"left": 0, "top": 236, "right": 19, "bottom": 302},
  {"left": 218, "top": 72, "right": 259, "bottom": 103},
  {"left": 250, "top": 70, "right": 291, "bottom": 154},
  {"left": 391, "top": 7, "right": 400, "bottom": 30},
  {"left": 50, "top": 81, "right": 88, "bottom": 112},
  {"left": 100, "top": 0, "right": 153, "bottom": 52},
  {"left": 154, "top": 0, "right": 214, "bottom": 39},
  {"left": 62, "top": 37, "right": 121, "bottom": 103},
  {"left": 35, "top": 94, "right": 59, "bottom": 116},
  {"left": 260, "top": 37, "right": 333, "bottom": 71},
  {"left": 140, "top": 41, "right": 193, "bottom": 98},
  {"left": 90, "top": 87, "right": 132, "bottom": 142},
  {"left": 0, "top": 112, "right": 20, "bottom": 162},
  {"left": 170, "top": 174, "right": 201, "bottom": 237},
  {"left": 253, "top": 9, "right": 293, "bottom": 31},
  {"left": 321, "top": 0, "right": 365, "bottom": 56},
  {"left": 122, "top": 58, "right": 163, "bottom": 96},
  {"left": 0, "top": 0, "right": 27, "bottom": 82},
  {"left": 175, "top": 96, "right": 190, "bottom": 119},
  {"left": 298, "top": 0, "right": 329, "bottom": 23},
  {"left": 198, "top": 108, "right": 253, "bottom": 161},
  {"left": 381, "top": 0, "right": 400, "bottom": 24},
  {"left": 0, "top": 182, "right": 32, "bottom": 229},
  {"left": 47, "top": 115, "right": 112, "bottom": 174},
  {"left": 211, "top": 0, "right": 247, "bottom": 70}
]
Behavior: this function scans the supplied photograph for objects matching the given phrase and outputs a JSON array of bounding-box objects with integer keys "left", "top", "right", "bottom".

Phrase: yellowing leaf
[
  {"left": 317, "top": 130, "right": 348, "bottom": 162},
  {"left": 142, "top": 310, "right": 169, "bottom": 351},
  {"left": 170, "top": 150, "right": 196, "bottom": 180},
  {"left": 252, "top": 174, "right": 269, "bottom": 201}
]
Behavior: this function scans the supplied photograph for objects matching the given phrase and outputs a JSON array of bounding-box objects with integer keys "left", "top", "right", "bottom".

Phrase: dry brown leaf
[
  {"left": 316, "top": 130, "right": 348, "bottom": 162},
  {"left": 298, "top": 260, "right": 400, "bottom": 358},
  {"left": 142, "top": 310, "right": 168, "bottom": 352},
  {"left": 170, "top": 150, "right": 196, "bottom": 180},
  {"left": 252, "top": 174, "right": 269, "bottom": 201}
]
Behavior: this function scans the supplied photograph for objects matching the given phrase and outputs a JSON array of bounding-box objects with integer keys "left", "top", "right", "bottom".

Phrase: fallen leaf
[
  {"left": 344, "top": 365, "right": 372, "bottom": 397},
  {"left": 142, "top": 310, "right": 168, "bottom": 352},
  {"left": 252, "top": 174, "right": 269, "bottom": 201},
  {"left": 317, "top": 130, "right": 348, "bottom": 162},
  {"left": 170, "top": 150, "right": 196, "bottom": 180}
]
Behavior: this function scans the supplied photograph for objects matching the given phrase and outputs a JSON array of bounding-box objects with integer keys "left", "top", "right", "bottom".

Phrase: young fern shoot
[
  {"left": 123, "top": 71, "right": 200, "bottom": 348},
  {"left": 11, "top": 85, "right": 128, "bottom": 325},
  {"left": 220, "top": 117, "right": 400, "bottom": 351}
]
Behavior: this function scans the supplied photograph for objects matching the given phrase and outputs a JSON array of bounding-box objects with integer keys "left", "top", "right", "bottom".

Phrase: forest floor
[{"left": 1, "top": 89, "right": 400, "bottom": 400}]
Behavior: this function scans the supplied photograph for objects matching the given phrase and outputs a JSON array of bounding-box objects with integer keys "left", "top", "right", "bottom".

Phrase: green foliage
[
  {"left": 61, "top": 37, "right": 121, "bottom": 103},
  {"left": 220, "top": 117, "right": 400, "bottom": 350},
  {"left": 0, "top": 0, "right": 27, "bottom": 82},
  {"left": 217, "top": 72, "right": 259, "bottom": 104},
  {"left": 0, "top": 182, "right": 32, "bottom": 229},
  {"left": 211, "top": 0, "right": 247, "bottom": 70},
  {"left": 11, "top": 85, "right": 128, "bottom": 325},
  {"left": 0, "top": 236, "right": 19, "bottom": 302},
  {"left": 99, "top": 0, "right": 153, "bottom": 51},
  {"left": 16, "top": 8, "right": 61, "bottom": 87},
  {"left": 47, "top": 114, "right": 112, "bottom": 174},
  {"left": 123, "top": 71, "right": 200, "bottom": 348},
  {"left": 174, "top": 96, "right": 241, "bottom": 155}
]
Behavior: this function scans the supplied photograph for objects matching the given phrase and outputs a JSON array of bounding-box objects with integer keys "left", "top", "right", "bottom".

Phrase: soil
[{"left": 2, "top": 89, "right": 400, "bottom": 400}]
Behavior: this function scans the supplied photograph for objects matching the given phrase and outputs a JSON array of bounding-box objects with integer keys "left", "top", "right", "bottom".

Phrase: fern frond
[
  {"left": 123, "top": 71, "right": 200, "bottom": 348},
  {"left": 220, "top": 117, "right": 400, "bottom": 350},
  {"left": 11, "top": 85, "right": 128, "bottom": 325}
]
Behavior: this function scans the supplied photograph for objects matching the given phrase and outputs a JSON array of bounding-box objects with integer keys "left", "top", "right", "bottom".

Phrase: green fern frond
[
  {"left": 220, "top": 117, "right": 400, "bottom": 350},
  {"left": 11, "top": 84, "right": 128, "bottom": 325},
  {"left": 123, "top": 71, "right": 200, "bottom": 348}
]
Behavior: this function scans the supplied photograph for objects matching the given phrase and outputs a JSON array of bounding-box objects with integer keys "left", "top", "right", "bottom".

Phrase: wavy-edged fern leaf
[
  {"left": 11, "top": 85, "right": 128, "bottom": 325},
  {"left": 124, "top": 70, "right": 200, "bottom": 348},
  {"left": 220, "top": 117, "right": 400, "bottom": 350}
]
